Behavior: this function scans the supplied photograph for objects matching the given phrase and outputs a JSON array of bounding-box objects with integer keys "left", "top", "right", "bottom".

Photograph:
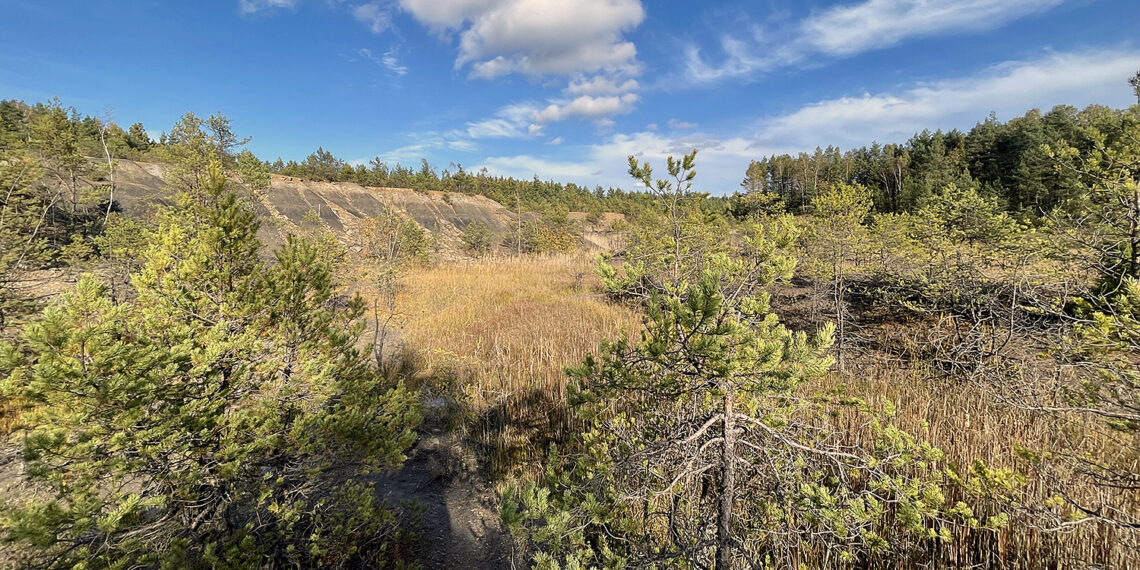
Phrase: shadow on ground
[{"left": 375, "top": 414, "right": 514, "bottom": 569}]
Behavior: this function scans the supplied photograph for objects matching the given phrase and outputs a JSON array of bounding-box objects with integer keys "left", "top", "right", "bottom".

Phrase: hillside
[{"left": 113, "top": 160, "right": 523, "bottom": 256}]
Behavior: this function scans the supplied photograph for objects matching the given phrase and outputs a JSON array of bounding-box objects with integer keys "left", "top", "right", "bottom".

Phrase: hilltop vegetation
[{"left": 1, "top": 85, "right": 1139, "bottom": 568}]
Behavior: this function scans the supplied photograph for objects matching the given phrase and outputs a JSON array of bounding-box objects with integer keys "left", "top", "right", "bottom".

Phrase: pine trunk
[{"left": 717, "top": 391, "right": 736, "bottom": 570}]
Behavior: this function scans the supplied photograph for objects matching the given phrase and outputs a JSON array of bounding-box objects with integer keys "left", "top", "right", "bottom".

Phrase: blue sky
[{"left": 2, "top": 0, "right": 1139, "bottom": 194}]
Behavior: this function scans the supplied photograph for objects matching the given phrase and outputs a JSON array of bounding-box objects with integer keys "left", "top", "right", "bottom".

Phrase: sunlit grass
[{"left": 392, "top": 254, "right": 640, "bottom": 474}]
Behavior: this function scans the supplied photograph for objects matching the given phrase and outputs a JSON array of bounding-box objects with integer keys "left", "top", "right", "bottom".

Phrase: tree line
[
  {"left": 3, "top": 82, "right": 1140, "bottom": 567},
  {"left": 729, "top": 105, "right": 1117, "bottom": 219}
]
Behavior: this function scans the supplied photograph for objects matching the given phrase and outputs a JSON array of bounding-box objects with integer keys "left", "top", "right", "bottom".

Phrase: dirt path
[{"left": 377, "top": 420, "right": 514, "bottom": 569}]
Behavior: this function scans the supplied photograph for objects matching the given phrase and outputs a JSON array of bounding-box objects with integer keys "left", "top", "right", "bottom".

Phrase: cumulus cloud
[
  {"left": 460, "top": 103, "right": 542, "bottom": 139},
  {"left": 399, "top": 0, "right": 645, "bottom": 79},
  {"left": 239, "top": 0, "right": 297, "bottom": 14},
  {"left": 685, "top": 0, "right": 1068, "bottom": 84},
  {"left": 457, "top": 90, "right": 639, "bottom": 143},
  {"left": 532, "top": 93, "right": 639, "bottom": 124},
  {"left": 397, "top": 0, "right": 497, "bottom": 30},
  {"left": 566, "top": 76, "right": 640, "bottom": 96}
]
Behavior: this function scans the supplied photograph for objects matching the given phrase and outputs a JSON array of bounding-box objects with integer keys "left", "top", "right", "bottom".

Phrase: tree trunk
[
  {"left": 672, "top": 197, "right": 682, "bottom": 283},
  {"left": 1129, "top": 189, "right": 1139, "bottom": 280},
  {"left": 515, "top": 184, "right": 522, "bottom": 257},
  {"left": 716, "top": 391, "right": 736, "bottom": 570},
  {"left": 100, "top": 124, "right": 115, "bottom": 225},
  {"left": 834, "top": 268, "right": 844, "bottom": 373}
]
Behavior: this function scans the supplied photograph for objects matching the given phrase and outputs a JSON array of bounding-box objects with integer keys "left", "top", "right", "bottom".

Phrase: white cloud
[
  {"left": 448, "top": 139, "right": 478, "bottom": 152},
  {"left": 668, "top": 118, "right": 697, "bottom": 130},
  {"left": 684, "top": 36, "right": 778, "bottom": 84},
  {"left": 399, "top": 0, "right": 645, "bottom": 79},
  {"left": 481, "top": 154, "right": 602, "bottom": 180},
  {"left": 397, "top": 0, "right": 497, "bottom": 30},
  {"left": 802, "top": 0, "right": 1064, "bottom": 56},
  {"left": 593, "top": 117, "right": 616, "bottom": 135},
  {"left": 456, "top": 90, "right": 639, "bottom": 144},
  {"left": 548, "top": 136, "right": 564, "bottom": 145},
  {"left": 239, "top": 0, "right": 296, "bottom": 14},
  {"left": 381, "top": 49, "right": 408, "bottom": 74},
  {"left": 460, "top": 102, "right": 542, "bottom": 139},
  {"left": 761, "top": 49, "right": 1140, "bottom": 150},
  {"left": 352, "top": 2, "right": 392, "bottom": 34},
  {"left": 477, "top": 49, "right": 1140, "bottom": 194},
  {"left": 566, "top": 75, "right": 639, "bottom": 96},
  {"left": 357, "top": 48, "right": 408, "bottom": 75},
  {"left": 465, "top": 118, "right": 528, "bottom": 139},
  {"left": 477, "top": 130, "right": 757, "bottom": 191},
  {"left": 393, "top": 1, "right": 648, "bottom": 132},
  {"left": 533, "top": 93, "right": 638, "bottom": 123},
  {"left": 685, "top": 0, "right": 1069, "bottom": 84}
]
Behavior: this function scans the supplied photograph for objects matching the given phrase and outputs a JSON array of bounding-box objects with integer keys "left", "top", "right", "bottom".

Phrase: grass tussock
[
  {"left": 806, "top": 360, "right": 1139, "bottom": 568},
  {"left": 352, "top": 253, "right": 1136, "bottom": 566},
  {"left": 393, "top": 254, "right": 640, "bottom": 474}
]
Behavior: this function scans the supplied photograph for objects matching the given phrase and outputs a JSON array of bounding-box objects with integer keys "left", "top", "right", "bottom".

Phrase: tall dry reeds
[
  {"left": 355, "top": 252, "right": 1137, "bottom": 567},
  {"left": 390, "top": 254, "right": 640, "bottom": 474}
]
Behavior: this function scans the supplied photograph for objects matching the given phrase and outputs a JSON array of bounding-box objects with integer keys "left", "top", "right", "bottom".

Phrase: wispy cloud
[
  {"left": 760, "top": 49, "right": 1140, "bottom": 150},
  {"left": 357, "top": 47, "right": 408, "bottom": 75},
  {"left": 239, "top": 0, "right": 297, "bottom": 15},
  {"left": 352, "top": 2, "right": 391, "bottom": 34},
  {"left": 803, "top": 0, "right": 1065, "bottom": 56},
  {"left": 684, "top": 0, "right": 1068, "bottom": 84},
  {"left": 479, "top": 49, "right": 1140, "bottom": 193}
]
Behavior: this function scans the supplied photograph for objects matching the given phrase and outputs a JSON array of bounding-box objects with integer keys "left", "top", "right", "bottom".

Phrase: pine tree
[
  {"left": 1047, "top": 105, "right": 1140, "bottom": 286},
  {"left": 1, "top": 161, "right": 421, "bottom": 568},
  {"left": 804, "top": 183, "right": 873, "bottom": 371},
  {"left": 599, "top": 151, "right": 734, "bottom": 299},
  {"left": 0, "top": 151, "right": 49, "bottom": 330},
  {"left": 461, "top": 221, "right": 494, "bottom": 257},
  {"left": 507, "top": 156, "right": 990, "bottom": 569},
  {"left": 29, "top": 98, "right": 92, "bottom": 216},
  {"left": 505, "top": 268, "right": 982, "bottom": 568},
  {"left": 236, "top": 149, "right": 271, "bottom": 191}
]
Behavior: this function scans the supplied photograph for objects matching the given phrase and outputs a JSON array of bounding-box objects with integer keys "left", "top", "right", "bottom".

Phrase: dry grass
[
  {"left": 355, "top": 252, "right": 1137, "bottom": 566},
  {"left": 806, "top": 362, "right": 1140, "bottom": 568},
  {"left": 390, "top": 254, "right": 640, "bottom": 474}
]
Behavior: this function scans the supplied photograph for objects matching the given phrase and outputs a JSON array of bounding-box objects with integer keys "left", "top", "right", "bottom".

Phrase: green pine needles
[
  {"left": 504, "top": 155, "right": 997, "bottom": 570},
  {"left": 0, "top": 161, "right": 422, "bottom": 568}
]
